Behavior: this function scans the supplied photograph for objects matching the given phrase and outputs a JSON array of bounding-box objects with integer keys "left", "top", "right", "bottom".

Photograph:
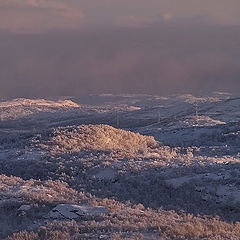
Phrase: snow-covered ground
[
  {"left": 1, "top": 93, "right": 240, "bottom": 239},
  {"left": 0, "top": 98, "right": 80, "bottom": 120}
]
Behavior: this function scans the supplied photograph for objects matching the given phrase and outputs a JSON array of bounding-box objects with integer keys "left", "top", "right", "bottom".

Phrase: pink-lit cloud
[
  {"left": 0, "top": 0, "right": 85, "bottom": 33},
  {"left": 1, "top": 0, "right": 240, "bottom": 97},
  {"left": 116, "top": 15, "right": 158, "bottom": 28}
]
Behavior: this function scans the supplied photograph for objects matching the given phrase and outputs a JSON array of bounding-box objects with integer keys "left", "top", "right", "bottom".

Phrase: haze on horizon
[{"left": 0, "top": 0, "right": 240, "bottom": 98}]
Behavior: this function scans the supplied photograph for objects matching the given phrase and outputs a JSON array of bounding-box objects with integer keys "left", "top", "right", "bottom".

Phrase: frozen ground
[{"left": 0, "top": 93, "right": 240, "bottom": 239}]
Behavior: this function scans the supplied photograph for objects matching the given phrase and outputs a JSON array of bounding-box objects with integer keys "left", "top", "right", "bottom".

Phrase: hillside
[
  {"left": 1, "top": 94, "right": 240, "bottom": 239},
  {"left": 0, "top": 98, "right": 80, "bottom": 121}
]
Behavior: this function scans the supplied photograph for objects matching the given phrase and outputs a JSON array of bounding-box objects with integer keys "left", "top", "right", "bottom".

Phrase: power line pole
[
  {"left": 157, "top": 109, "right": 161, "bottom": 124},
  {"left": 194, "top": 100, "right": 198, "bottom": 118},
  {"left": 116, "top": 110, "right": 120, "bottom": 128},
  {"left": 174, "top": 114, "right": 177, "bottom": 122}
]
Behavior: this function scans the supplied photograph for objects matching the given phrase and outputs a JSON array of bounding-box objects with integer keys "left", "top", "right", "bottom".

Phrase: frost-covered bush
[
  {"left": 2, "top": 173, "right": 240, "bottom": 240},
  {"left": 7, "top": 231, "right": 38, "bottom": 240},
  {"left": 7, "top": 204, "right": 240, "bottom": 240},
  {"left": 46, "top": 125, "right": 160, "bottom": 156},
  {"left": 0, "top": 174, "right": 87, "bottom": 204}
]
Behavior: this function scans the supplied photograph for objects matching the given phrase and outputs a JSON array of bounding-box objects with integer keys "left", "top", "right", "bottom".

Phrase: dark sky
[{"left": 1, "top": 0, "right": 240, "bottom": 97}]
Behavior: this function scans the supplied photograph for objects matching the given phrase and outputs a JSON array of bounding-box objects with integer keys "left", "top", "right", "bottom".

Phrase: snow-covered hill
[
  {"left": 1, "top": 93, "right": 240, "bottom": 239},
  {"left": 0, "top": 98, "right": 80, "bottom": 121}
]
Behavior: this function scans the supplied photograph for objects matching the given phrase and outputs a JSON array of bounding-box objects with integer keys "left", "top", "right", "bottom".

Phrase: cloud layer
[
  {"left": 0, "top": 25, "right": 240, "bottom": 98},
  {"left": 0, "top": 0, "right": 84, "bottom": 33},
  {"left": 1, "top": 0, "right": 240, "bottom": 33},
  {"left": 0, "top": 1, "right": 240, "bottom": 97}
]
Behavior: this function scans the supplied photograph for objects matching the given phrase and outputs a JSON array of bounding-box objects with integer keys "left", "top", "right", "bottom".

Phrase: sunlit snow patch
[{"left": 0, "top": 98, "right": 80, "bottom": 121}]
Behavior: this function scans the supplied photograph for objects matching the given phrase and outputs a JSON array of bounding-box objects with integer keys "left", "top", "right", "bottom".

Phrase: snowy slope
[
  {"left": 1, "top": 93, "right": 240, "bottom": 239},
  {"left": 0, "top": 98, "right": 80, "bottom": 121}
]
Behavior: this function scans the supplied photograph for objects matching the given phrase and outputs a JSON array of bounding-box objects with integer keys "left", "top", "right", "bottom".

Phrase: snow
[
  {"left": 93, "top": 168, "right": 116, "bottom": 180},
  {"left": 18, "top": 205, "right": 31, "bottom": 211},
  {"left": 1, "top": 93, "right": 240, "bottom": 238},
  {"left": 47, "top": 124, "right": 159, "bottom": 155},
  {"left": 0, "top": 98, "right": 79, "bottom": 108},
  {"left": 216, "top": 186, "right": 240, "bottom": 204},
  {"left": 0, "top": 98, "right": 80, "bottom": 121},
  {"left": 177, "top": 94, "right": 221, "bottom": 104},
  {"left": 47, "top": 204, "right": 108, "bottom": 219},
  {"left": 165, "top": 172, "right": 231, "bottom": 189},
  {"left": 182, "top": 116, "right": 225, "bottom": 127},
  {"left": 159, "top": 115, "right": 226, "bottom": 131}
]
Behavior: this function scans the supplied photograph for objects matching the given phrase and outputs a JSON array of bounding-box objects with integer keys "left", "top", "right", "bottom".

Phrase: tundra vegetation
[{"left": 1, "top": 95, "right": 240, "bottom": 239}]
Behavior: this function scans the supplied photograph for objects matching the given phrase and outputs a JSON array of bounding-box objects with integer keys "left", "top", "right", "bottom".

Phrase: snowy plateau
[{"left": 1, "top": 93, "right": 240, "bottom": 240}]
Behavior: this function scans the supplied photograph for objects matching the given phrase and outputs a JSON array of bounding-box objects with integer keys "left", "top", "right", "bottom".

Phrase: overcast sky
[{"left": 1, "top": 0, "right": 240, "bottom": 97}]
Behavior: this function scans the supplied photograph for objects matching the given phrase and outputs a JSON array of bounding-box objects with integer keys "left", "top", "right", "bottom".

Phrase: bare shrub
[
  {"left": 7, "top": 231, "right": 38, "bottom": 240},
  {"left": 6, "top": 196, "right": 240, "bottom": 240}
]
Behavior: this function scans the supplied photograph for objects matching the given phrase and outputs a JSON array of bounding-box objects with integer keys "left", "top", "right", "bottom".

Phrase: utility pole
[
  {"left": 157, "top": 109, "right": 161, "bottom": 124},
  {"left": 116, "top": 110, "right": 120, "bottom": 128},
  {"left": 194, "top": 99, "right": 199, "bottom": 118},
  {"left": 174, "top": 114, "right": 177, "bottom": 122}
]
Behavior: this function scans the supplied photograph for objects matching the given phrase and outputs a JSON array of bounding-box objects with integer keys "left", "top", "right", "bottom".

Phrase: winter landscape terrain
[{"left": 0, "top": 93, "right": 240, "bottom": 240}]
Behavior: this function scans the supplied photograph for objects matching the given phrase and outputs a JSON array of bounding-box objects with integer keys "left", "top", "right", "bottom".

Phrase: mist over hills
[{"left": 1, "top": 24, "right": 240, "bottom": 98}]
